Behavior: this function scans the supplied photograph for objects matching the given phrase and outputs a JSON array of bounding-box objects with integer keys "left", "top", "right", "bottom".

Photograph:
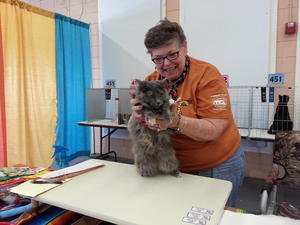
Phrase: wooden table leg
[{"left": 31, "top": 199, "right": 39, "bottom": 216}]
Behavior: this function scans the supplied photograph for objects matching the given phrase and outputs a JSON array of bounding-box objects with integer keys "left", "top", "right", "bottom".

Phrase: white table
[
  {"left": 34, "top": 159, "right": 232, "bottom": 225},
  {"left": 77, "top": 120, "right": 127, "bottom": 160},
  {"left": 221, "top": 210, "right": 300, "bottom": 225},
  {"left": 238, "top": 128, "right": 275, "bottom": 141}
]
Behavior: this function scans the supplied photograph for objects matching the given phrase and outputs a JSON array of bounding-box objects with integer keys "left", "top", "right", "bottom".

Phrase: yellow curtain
[{"left": 0, "top": 0, "right": 57, "bottom": 167}]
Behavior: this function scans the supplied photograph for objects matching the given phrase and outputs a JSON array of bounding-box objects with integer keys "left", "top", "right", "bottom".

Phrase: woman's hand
[
  {"left": 147, "top": 100, "right": 180, "bottom": 132},
  {"left": 129, "top": 91, "right": 142, "bottom": 119}
]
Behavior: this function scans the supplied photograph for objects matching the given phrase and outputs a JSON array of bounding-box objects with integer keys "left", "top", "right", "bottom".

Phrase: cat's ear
[
  {"left": 135, "top": 79, "right": 143, "bottom": 89},
  {"left": 137, "top": 80, "right": 148, "bottom": 92},
  {"left": 135, "top": 79, "right": 142, "bottom": 86}
]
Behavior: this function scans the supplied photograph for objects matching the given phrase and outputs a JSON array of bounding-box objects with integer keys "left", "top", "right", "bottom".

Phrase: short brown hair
[{"left": 144, "top": 19, "right": 186, "bottom": 51}]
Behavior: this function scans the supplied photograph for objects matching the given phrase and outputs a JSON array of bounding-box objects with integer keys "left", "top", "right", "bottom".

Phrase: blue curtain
[{"left": 55, "top": 14, "right": 91, "bottom": 156}]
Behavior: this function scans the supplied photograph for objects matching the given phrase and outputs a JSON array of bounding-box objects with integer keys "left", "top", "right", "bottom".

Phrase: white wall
[
  {"left": 294, "top": 4, "right": 300, "bottom": 131},
  {"left": 99, "top": 0, "right": 161, "bottom": 88},
  {"left": 180, "top": 0, "right": 277, "bottom": 86},
  {"left": 179, "top": 0, "right": 277, "bottom": 154}
]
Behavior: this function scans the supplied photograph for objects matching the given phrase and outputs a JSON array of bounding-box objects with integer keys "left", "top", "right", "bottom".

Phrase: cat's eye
[{"left": 158, "top": 91, "right": 164, "bottom": 96}]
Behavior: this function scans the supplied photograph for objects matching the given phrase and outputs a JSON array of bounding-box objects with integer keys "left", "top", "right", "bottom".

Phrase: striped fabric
[{"left": 13, "top": 206, "right": 82, "bottom": 225}]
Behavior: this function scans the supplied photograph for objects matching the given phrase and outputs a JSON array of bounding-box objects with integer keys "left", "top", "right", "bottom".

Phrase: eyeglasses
[{"left": 151, "top": 51, "right": 180, "bottom": 64}]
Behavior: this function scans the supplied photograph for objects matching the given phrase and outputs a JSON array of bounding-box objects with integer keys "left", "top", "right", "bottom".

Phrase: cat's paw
[
  {"left": 158, "top": 158, "right": 178, "bottom": 174},
  {"left": 145, "top": 115, "right": 156, "bottom": 126},
  {"left": 161, "top": 112, "right": 172, "bottom": 124},
  {"left": 163, "top": 116, "right": 172, "bottom": 124},
  {"left": 137, "top": 163, "right": 157, "bottom": 177},
  {"left": 171, "top": 170, "right": 181, "bottom": 177}
]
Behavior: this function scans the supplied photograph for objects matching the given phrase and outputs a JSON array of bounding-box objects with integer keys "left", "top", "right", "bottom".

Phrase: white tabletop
[
  {"left": 221, "top": 210, "right": 300, "bottom": 225},
  {"left": 34, "top": 159, "right": 232, "bottom": 225},
  {"left": 77, "top": 119, "right": 127, "bottom": 128},
  {"left": 238, "top": 128, "right": 275, "bottom": 141}
]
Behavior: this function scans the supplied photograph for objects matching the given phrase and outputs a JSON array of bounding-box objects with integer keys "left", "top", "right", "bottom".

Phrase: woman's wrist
[
  {"left": 176, "top": 115, "right": 187, "bottom": 133},
  {"left": 169, "top": 114, "right": 186, "bottom": 133},
  {"left": 168, "top": 100, "right": 185, "bottom": 132},
  {"left": 169, "top": 113, "right": 180, "bottom": 128}
]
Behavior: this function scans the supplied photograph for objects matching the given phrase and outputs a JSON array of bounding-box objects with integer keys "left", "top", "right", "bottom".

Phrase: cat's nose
[{"left": 155, "top": 100, "right": 162, "bottom": 107}]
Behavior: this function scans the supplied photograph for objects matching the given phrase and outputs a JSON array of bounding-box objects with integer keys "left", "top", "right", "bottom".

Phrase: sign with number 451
[{"left": 268, "top": 73, "right": 285, "bottom": 84}]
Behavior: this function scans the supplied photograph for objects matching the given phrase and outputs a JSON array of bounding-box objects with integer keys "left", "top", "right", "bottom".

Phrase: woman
[{"left": 130, "top": 19, "right": 245, "bottom": 207}]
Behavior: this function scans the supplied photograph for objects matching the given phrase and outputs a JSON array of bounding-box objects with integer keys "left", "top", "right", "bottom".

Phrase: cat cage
[
  {"left": 228, "top": 86, "right": 300, "bottom": 139},
  {"left": 86, "top": 88, "right": 132, "bottom": 124}
]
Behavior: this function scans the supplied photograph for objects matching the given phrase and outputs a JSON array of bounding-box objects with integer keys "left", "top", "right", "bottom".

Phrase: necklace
[{"left": 160, "top": 56, "right": 190, "bottom": 100}]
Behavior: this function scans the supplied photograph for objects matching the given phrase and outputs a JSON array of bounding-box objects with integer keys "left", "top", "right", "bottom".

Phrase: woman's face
[{"left": 150, "top": 41, "right": 187, "bottom": 81}]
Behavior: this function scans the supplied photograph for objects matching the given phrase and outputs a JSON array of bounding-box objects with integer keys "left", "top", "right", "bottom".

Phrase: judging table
[
  {"left": 34, "top": 159, "right": 232, "bottom": 225},
  {"left": 77, "top": 120, "right": 127, "bottom": 160},
  {"left": 9, "top": 159, "right": 299, "bottom": 225}
]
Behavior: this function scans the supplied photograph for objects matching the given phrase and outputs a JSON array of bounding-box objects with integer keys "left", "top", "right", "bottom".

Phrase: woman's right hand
[{"left": 129, "top": 91, "right": 142, "bottom": 119}]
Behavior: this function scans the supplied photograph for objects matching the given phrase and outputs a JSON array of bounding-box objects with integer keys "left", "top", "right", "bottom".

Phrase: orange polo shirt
[{"left": 146, "top": 56, "right": 241, "bottom": 172}]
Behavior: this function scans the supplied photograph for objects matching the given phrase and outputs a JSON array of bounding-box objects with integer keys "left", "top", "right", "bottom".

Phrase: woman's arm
[
  {"left": 154, "top": 102, "right": 228, "bottom": 141},
  {"left": 170, "top": 116, "right": 228, "bottom": 141},
  {"left": 129, "top": 90, "right": 228, "bottom": 141}
]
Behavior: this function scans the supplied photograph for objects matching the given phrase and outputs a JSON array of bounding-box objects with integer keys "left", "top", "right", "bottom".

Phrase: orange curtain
[
  {"left": 0, "top": 20, "right": 7, "bottom": 166},
  {"left": 0, "top": 1, "right": 57, "bottom": 167}
]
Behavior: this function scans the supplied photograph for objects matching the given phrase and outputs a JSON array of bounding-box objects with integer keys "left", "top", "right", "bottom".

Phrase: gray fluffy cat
[{"left": 128, "top": 79, "right": 178, "bottom": 177}]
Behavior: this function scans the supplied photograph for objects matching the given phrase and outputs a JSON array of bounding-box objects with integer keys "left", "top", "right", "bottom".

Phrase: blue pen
[{"left": 30, "top": 180, "right": 63, "bottom": 184}]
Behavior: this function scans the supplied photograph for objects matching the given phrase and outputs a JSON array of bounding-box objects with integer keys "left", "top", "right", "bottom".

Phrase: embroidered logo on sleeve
[{"left": 210, "top": 94, "right": 227, "bottom": 110}]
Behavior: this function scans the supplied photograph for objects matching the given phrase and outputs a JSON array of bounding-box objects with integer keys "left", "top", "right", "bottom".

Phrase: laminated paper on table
[{"left": 39, "top": 160, "right": 104, "bottom": 180}]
